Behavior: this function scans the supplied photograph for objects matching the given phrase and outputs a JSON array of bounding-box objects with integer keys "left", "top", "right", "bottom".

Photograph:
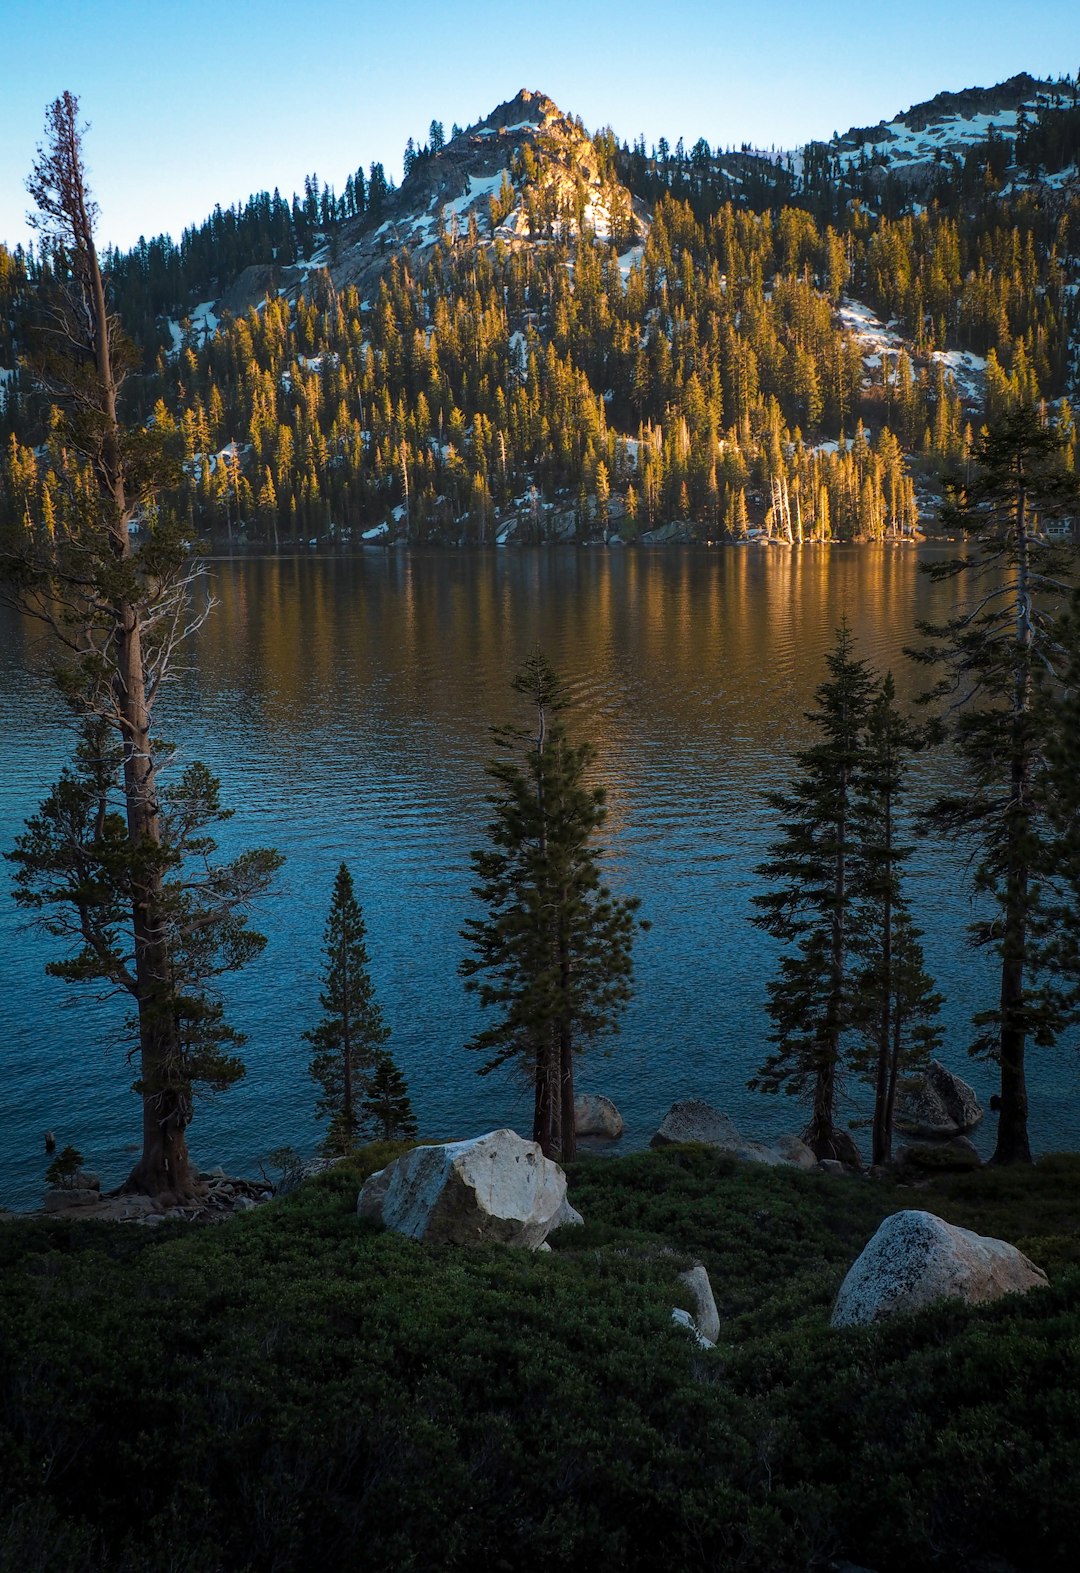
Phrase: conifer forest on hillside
[{"left": 2, "top": 75, "right": 1078, "bottom": 548}]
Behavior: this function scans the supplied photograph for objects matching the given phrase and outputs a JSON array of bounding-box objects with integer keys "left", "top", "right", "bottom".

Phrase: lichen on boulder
[
  {"left": 832, "top": 1209, "right": 1047, "bottom": 1327},
  {"left": 357, "top": 1129, "right": 572, "bottom": 1249}
]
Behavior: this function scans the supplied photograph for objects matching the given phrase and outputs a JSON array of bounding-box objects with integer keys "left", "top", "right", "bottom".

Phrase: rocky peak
[
  {"left": 468, "top": 88, "right": 558, "bottom": 135},
  {"left": 823, "top": 72, "right": 1068, "bottom": 195},
  {"left": 321, "top": 88, "right": 646, "bottom": 299},
  {"left": 899, "top": 72, "right": 1056, "bottom": 134}
]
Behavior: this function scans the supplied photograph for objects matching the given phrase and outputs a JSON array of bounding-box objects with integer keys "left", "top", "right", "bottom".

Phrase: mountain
[
  {"left": 218, "top": 89, "right": 648, "bottom": 318},
  {"left": 1, "top": 74, "right": 1078, "bottom": 550},
  {"left": 818, "top": 72, "right": 1079, "bottom": 195}
]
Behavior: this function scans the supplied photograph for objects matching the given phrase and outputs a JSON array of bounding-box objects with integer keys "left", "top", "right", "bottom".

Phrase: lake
[{"left": 3, "top": 545, "right": 1078, "bottom": 1209}]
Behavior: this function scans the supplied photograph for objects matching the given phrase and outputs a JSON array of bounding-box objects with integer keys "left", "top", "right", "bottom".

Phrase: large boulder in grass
[
  {"left": 674, "top": 1262, "right": 721, "bottom": 1347},
  {"left": 357, "top": 1129, "right": 570, "bottom": 1249},
  {"left": 574, "top": 1094, "right": 624, "bottom": 1139},
  {"left": 650, "top": 1101, "right": 816, "bottom": 1170},
  {"left": 831, "top": 1210, "right": 1048, "bottom": 1327},
  {"left": 896, "top": 1060, "right": 983, "bottom": 1139}
]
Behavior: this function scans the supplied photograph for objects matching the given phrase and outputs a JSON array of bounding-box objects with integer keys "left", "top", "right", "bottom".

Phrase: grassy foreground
[{"left": 2, "top": 1144, "right": 1079, "bottom": 1572}]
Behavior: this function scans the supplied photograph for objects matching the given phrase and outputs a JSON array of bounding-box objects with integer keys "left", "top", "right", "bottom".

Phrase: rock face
[
  {"left": 773, "top": 1134, "right": 820, "bottom": 1170},
  {"left": 650, "top": 1102, "right": 816, "bottom": 1170},
  {"left": 314, "top": 90, "right": 649, "bottom": 309},
  {"left": 550, "top": 1195, "right": 584, "bottom": 1230},
  {"left": 671, "top": 1308, "right": 713, "bottom": 1348},
  {"left": 273, "top": 1157, "right": 343, "bottom": 1197},
  {"left": 574, "top": 1095, "right": 624, "bottom": 1139},
  {"left": 832, "top": 1210, "right": 1048, "bottom": 1327},
  {"left": 896, "top": 1061, "right": 983, "bottom": 1139},
  {"left": 676, "top": 1262, "right": 720, "bottom": 1346},
  {"left": 357, "top": 1129, "right": 570, "bottom": 1249},
  {"left": 43, "top": 1188, "right": 103, "bottom": 1213}
]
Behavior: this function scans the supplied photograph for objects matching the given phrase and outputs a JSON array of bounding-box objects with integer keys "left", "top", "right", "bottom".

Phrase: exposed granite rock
[
  {"left": 550, "top": 1195, "right": 584, "bottom": 1230},
  {"left": 43, "top": 1188, "right": 105, "bottom": 1213},
  {"left": 671, "top": 1307, "right": 714, "bottom": 1348},
  {"left": 896, "top": 1061, "right": 983, "bottom": 1139},
  {"left": 832, "top": 1210, "right": 1047, "bottom": 1327},
  {"left": 676, "top": 1262, "right": 720, "bottom": 1346},
  {"left": 651, "top": 1102, "right": 816, "bottom": 1169},
  {"left": 357, "top": 1129, "right": 570, "bottom": 1249},
  {"left": 574, "top": 1094, "right": 624, "bottom": 1139}
]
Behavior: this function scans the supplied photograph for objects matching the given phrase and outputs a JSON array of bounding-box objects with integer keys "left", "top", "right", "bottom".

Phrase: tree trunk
[
  {"left": 993, "top": 469, "right": 1033, "bottom": 1165},
  {"left": 559, "top": 1025, "right": 575, "bottom": 1164},
  {"left": 993, "top": 794, "right": 1033, "bottom": 1164},
  {"left": 872, "top": 789, "right": 894, "bottom": 1168},
  {"left": 883, "top": 1008, "right": 903, "bottom": 1166},
  {"left": 89, "top": 231, "right": 193, "bottom": 1203},
  {"left": 557, "top": 905, "right": 576, "bottom": 1162},
  {"left": 532, "top": 1025, "right": 557, "bottom": 1159},
  {"left": 117, "top": 602, "right": 195, "bottom": 1201},
  {"left": 809, "top": 753, "right": 848, "bottom": 1160},
  {"left": 341, "top": 940, "right": 354, "bottom": 1144}
]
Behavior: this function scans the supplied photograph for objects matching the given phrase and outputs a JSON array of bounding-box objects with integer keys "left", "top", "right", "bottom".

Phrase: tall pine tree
[
  {"left": 1, "top": 95, "right": 281, "bottom": 1203},
  {"left": 848, "top": 674, "right": 942, "bottom": 1164},
  {"left": 914, "top": 404, "right": 1080, "bottom": 1163},
  {"left": 304, "top": 863, "right": 389, "bottom": 1153},
  {"left": 751, "top": 624, "right": 876, "bottom": 1162},
  {"left": 460, "top": 652, "right": 643, "bottom": 1161}
]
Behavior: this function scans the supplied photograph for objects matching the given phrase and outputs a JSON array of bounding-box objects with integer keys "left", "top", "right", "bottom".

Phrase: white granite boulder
[
  {"left": 550, "top": 1194, "right": 585, "bottom": 1230},
  {"left": 574, "top": 1094, "right": 624, "bottom": 1139},
  {"left": 832, "top": 1210, "right": 1048, "bottom": 1327},
  {"left": 772, "top": 1134, "right": 819, "bottom": 1170},
  {"left": 357, "top": 1129, "right": 571, "bottom": 1249},
  {"left": 671, "top": 1308, "right": 713, "bottom": 1348},
  {"left": 674, "top": 1261, "right": 720, "bottom": 1346},
  {"left": 650, "top": 1101, "right": 816, "bottom": 1169},
  {"left": 895, "top": 1061, "right": 983, "bottom": 1139}
]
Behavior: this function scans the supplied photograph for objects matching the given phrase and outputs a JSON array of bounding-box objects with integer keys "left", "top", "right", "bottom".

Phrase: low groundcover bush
[{"left": 2, "top": 1146, "right": 1079, "bottom": 1572}]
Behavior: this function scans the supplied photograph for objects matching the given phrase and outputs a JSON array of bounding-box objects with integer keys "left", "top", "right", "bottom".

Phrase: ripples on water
[{"left": 2, "top": 546, "right": 1078, "bottom": 1208}]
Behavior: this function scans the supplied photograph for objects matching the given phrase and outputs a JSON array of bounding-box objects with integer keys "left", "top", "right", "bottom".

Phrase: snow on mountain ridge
[{"left": 822, "top": 72, "right": 1070, "bottom": 182}]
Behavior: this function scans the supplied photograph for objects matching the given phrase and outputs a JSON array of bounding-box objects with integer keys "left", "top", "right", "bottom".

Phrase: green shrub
[
  {"left": 43, "top": 1146, "right": 83, "bottom": 1190},
  {"left": 1, "top": 1144, "right": 1078, "bottom": 1570}
]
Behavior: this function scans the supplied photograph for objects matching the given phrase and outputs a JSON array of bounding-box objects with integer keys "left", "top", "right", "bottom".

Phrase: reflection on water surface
[{"left": 2, "top": 547, "right": 1076, "bottom": 1207}]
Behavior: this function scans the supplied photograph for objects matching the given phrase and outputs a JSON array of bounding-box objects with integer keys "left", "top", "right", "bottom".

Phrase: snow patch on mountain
[
  {"left": 930, "top": 348, "right": 988, "bottom": 403},
  {"left": 165, "top": 299, "right": 222, "bottom": 357},
  {"left": 834, "top": 104, "right": 1029, "bottom": 175},
  {"left": 836, "top": 298, "right": 905, "bottom": 370},
  {"left": 836, "top": 296, "right": 987, "bottom": 406}
]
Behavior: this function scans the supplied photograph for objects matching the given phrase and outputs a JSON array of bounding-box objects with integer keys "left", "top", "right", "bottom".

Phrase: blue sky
[{"left": 2, "top": 0, "right": 1078, "bottom": 251}]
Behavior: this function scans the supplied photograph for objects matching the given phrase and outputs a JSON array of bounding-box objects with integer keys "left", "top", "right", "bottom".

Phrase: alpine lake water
[{"left": 3, "top": 543, "right": 1079, "bottom": 1210}]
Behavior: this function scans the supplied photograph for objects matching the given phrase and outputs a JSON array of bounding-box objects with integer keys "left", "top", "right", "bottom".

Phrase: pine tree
[
  {"left": 460, "top": 652, "right": 643, "bottom": 1160},
  {"left": 361, "top": 1051, "right": 418, "bottom": 1142},
  {"left": 1040, "top": 591, "right": 1080, "bottom": 1020},
  {"left": 304, "top": 863, "right": 389, "bottom": 1153},
  {"left": 750, "top": 624, "right": 877, "bottom": 1162},
  {"left": 1, "top": 97, "right": 281, "bottom": 1203},
  {"left": 914, "top": 404, "right": 1080, "bottom": 1163},
  {"left": 848, "top": 674, "right": 942, "bottom": 1164}
]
